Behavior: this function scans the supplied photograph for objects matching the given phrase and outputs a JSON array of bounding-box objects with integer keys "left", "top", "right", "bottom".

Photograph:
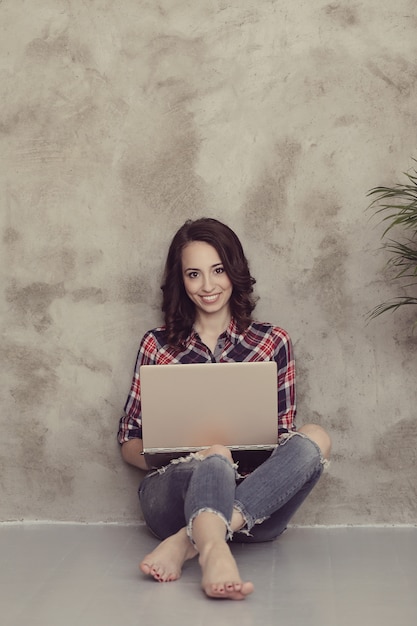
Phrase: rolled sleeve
[
  {"left": 117, "top": 331, "right": 158, "bottom": 444},
  {"left": 274, "top": 330, "right": 296, "bottom": 432}
]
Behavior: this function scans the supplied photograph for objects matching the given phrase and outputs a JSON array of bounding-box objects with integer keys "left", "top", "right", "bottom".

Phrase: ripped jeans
[{"left": 138, "top": 432, "right": 326, "bottom": 544}]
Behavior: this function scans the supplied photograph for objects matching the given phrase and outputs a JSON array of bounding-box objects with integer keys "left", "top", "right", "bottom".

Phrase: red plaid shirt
[{"left": 117, "top": 318, "right": 296, "bottom": 443}]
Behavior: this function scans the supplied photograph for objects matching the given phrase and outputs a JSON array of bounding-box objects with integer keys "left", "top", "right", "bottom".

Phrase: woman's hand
[
  {"left": 196, "top": 445, "right": 233, "bottom": 463},
  {"left": 121, "top": 438, "right": 150, "bottom": 471}
]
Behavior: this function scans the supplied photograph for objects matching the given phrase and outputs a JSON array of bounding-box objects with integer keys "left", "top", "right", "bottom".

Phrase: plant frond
[
  {"left": 366, "top": 162, "right": 417, "bottom": 324},
  {"left": 371, "top": 207, "right": 417, "bottom": 237},
  {"left": 385, "top": 239, "right": 417, "bottom": 261},
  {"left": 367, "top": 297, "right": 417, "bottom": 321}
]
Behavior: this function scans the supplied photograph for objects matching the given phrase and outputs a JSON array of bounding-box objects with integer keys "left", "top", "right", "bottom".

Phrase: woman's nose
[{"left": 202, "top": 275, "right": 214, "bottom": 291}]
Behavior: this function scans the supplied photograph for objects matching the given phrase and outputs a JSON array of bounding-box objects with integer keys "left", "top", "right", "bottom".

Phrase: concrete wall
[{"left": 1, "top": 0, "right": 416, "bottom": 524}]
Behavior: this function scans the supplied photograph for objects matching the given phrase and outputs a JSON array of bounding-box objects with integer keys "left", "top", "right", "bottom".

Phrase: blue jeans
[{"left": 138, "top": 432, "right": 325, "bottom": 543}]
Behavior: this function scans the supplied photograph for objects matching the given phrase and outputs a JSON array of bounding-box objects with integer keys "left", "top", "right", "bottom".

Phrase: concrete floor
[{"left": 1, "top": 524, "right": 416, "bottom": 626}]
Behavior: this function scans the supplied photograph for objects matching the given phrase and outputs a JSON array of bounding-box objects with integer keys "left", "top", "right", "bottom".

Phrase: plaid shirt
[{"left": 117, "top": 318, "right": 296, "bottom": 443}]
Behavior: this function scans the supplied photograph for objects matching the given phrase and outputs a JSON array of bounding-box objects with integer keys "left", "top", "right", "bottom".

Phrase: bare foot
[
  {"left": 140, "top": 528, "right": 197, "bottom": 582},
  {"left": 199, "top": 542, "right": 254, "bottom": 600}
]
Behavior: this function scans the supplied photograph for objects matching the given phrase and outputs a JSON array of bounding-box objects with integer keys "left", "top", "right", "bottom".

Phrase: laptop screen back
[{"left": 140, "top": 360, "right": 278, "bottom": 453}]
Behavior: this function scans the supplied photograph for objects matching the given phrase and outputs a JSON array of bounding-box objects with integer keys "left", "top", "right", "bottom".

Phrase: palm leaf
[
  {"left": 367, "top": 297, "right": 417, "bottom": 321},
  {"left": 367, "top": 164, "right": 417, "bottom": 237},
  {"left": 367, "top": 161, "right": 417, "bottom": 323}
]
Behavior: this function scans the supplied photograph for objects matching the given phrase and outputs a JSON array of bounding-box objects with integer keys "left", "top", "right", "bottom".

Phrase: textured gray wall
[{"left": 1, "top": 0, "right": 416, "bottom": 524}]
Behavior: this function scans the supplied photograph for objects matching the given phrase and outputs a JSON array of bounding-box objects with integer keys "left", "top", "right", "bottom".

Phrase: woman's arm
[
  {"left": 118, "top": 331, "right": 159, "bottom": 469},
  {"left": 273, "top": 327, "right": 296, "bottom": 432},
  {"left": 121, "top": 438, "right": 150, "bottom": 471}
]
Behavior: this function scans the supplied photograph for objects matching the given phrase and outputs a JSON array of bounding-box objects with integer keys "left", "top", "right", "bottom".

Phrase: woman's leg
[
  {"left": 138, "top": 446, "right": 250, "bottom": 594},
  {"left": 184, "top": 447, "right": 254, "bottom": 599},
  {"left": 192, "top": 511, "right": 254, "bottom": 599},
  {"left": 138, "top": 456, "right": 201, "bottom": 581},
  {"left": 138, "top": 427, "right": 330, "bottom": 588},
  {"left": 232, "top": 426, "right": 330, "bottom": 543},
  {"left": 232, "top": 461, "right": 322, "bottom": 542},
  {"left": 139, "top": 456, "right": 198, "bottom": 539}
]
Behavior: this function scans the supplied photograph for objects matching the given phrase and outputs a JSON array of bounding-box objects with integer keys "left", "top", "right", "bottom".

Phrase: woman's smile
[
  {"left": 200, "top": 293, "right": 221, "bottom": 303},
  {"left": 181, "top": 241, "right": 233, "bottom": 319}
]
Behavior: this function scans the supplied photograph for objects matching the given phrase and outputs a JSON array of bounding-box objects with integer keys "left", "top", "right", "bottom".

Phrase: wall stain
[
  {"left": 6, "top": 280, "right": 66, "bottom": 333},
  {"left": 15, "top": 417, "right": 49, "bottom": 474},
  {"left": 119, "top": 34, "right": 206, "bottom": 224},
  {"left": 71, "top": 287, "right": 108, "bottom": 304},
  {"left": 324, "top": 3, "right": 359, "bottom": 27},
  {"left": 120, "top": 117, "right": 205, "bottom": 224},
  {"left": 25, "top": 32, "right": 92, "bottom": 66},
  {"left": 289, "top": 228, "right": 350, "bottom": 327},
  {"left": 3, "top": 227, "right": 20, "bottom": 244},
  {"left": 327, "top": 407, "right": 353, "bottom": 433},
  {"left": 2, "top": 341, "right": 61, "bottom": 410},
  {"left": 15, "top": 457, "right": 75, "bottom": 502},
  {"left": 115, "top": 274, "right": 153, "bottom": 305},
  {"left": 242, "top": 138, "right": 302, "bottom": 244},
  {"left": 77, "top": 408, "right": 120, "bottom": 472},
  {"left": 0, "top": 104, "right": 40, "bottom": 135},
  {"left": 75, "top": 356, "right": 112, "bottom": 375},
  {"left": 395, "top": 330, "right": 417, "bottom": 356},
  {"left": 144, "top": 33, "right": 205, "bottom": 82},
  {"left": 372, "top": 418, "right": 417, "bottom": 471},
  {"left": 366, "top": 57, "right": 414, "bottom": 97},
  {"left": 45, "top": 247, "right": 77, "bottom": 277},
  {"left": 334, "top": 115, "right": 356, "bottom": 127},
  {"left": 309, "top": 234, "right": 350, "bottom": 324},
  {"left": 302, "top": 191, "right": 341, "bottom": 226},
  {"left": 40, "top": 470, "right": 75, "bottom": 502},
  {"left": 3, "top": 341, "right": 74, "bottom": 499}
]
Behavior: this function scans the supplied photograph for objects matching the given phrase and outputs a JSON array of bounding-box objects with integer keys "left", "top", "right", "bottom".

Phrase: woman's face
[{"left": 181, "top": 241, "right": 233, "bottom": 319}]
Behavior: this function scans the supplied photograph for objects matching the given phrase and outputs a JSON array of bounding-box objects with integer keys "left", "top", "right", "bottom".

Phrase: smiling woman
[
  {"left": 160, "top": 218, "right": 257, "bottom": 350},
  {"left": 181, "top": 241, "right": 233, "bottom": 352},
  {"left": 117, "top": 217, "right": 331, "bottom": 600}
]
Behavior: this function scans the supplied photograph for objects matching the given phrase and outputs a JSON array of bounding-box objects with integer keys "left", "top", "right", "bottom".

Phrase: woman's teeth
[{"left": 201, "top": 294, "right": 219, "bottom": 302}]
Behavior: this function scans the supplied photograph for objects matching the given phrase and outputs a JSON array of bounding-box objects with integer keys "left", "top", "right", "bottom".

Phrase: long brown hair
[{"left": 161, "top": 218, "right": 257, "bottom": 348}]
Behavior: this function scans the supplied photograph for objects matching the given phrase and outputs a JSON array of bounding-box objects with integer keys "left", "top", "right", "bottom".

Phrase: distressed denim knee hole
[
  {"left": 279, "top": 430, "right": 330, "bottom": 470},
  {"left": 187, "top": 508, "right": 233, "bottom": 544}
]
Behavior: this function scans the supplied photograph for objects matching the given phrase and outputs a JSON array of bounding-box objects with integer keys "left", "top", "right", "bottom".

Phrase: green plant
[{"left": 367, "top": 161, "right": 417, "bottom": 323}]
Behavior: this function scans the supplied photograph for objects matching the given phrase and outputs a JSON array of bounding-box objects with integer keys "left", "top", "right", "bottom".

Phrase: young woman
[{"left": 118, "top": 218, "right": 331, "bottom": 601}]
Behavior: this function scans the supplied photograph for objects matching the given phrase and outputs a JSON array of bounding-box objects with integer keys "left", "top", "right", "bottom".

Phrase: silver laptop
[{"left": 140, "top": 361, "right": 278, "bottom": 467}]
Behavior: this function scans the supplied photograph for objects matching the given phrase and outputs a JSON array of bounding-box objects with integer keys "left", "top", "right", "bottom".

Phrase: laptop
[{"left": 140, "top": 360, "right": 278, "bottom": 468}]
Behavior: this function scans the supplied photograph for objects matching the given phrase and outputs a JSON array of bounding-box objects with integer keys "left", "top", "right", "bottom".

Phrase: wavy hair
[{"left": 161, "top": 218, "right": 257, "bottom": 348}]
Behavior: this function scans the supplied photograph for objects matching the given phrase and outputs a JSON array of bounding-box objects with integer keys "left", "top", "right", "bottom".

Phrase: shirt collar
[{"left": 189, "top": 317, "right": 241, "bottom": 346}]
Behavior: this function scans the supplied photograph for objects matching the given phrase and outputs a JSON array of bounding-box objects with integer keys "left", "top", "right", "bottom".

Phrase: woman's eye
[
  {"left": 188, "top": 271, "right": 199, "bottom": 279},
  {"left": 215, "top": 267, "right": 224, "bottom": 274}
]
